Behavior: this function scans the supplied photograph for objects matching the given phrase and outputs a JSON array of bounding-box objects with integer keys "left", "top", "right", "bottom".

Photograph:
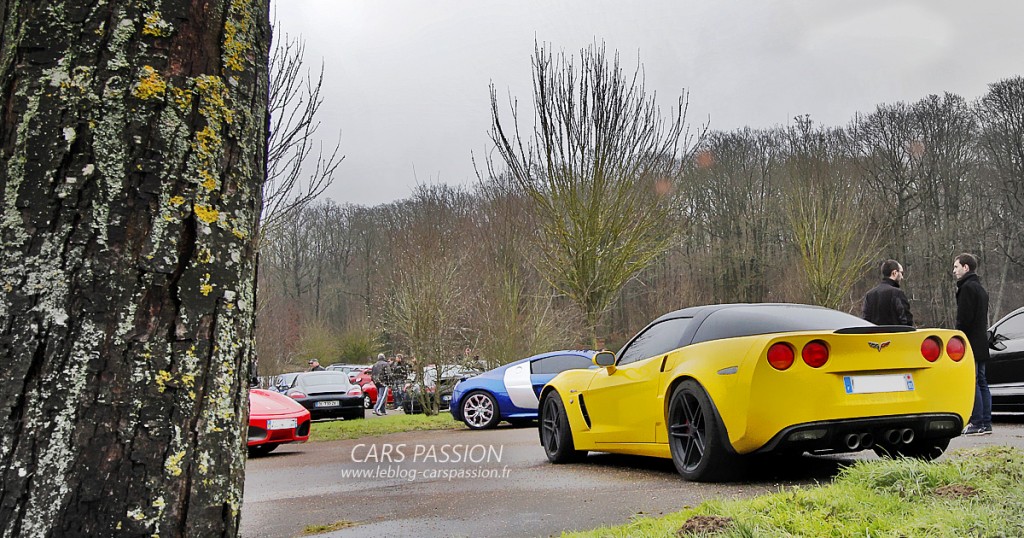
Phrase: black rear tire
[
  {"left": 667, "top": 380, "right": 744, "bottom": 481},
  {"left": 539, "top": 391, "right": 587, "bottom": 463}
]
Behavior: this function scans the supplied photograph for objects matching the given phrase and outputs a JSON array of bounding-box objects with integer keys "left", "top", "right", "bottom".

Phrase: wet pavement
[{"left": 241, "top": 415, "right": 1024, "bottom": 538}]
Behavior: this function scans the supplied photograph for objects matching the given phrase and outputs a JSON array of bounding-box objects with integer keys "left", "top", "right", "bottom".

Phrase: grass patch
[
  {"left": 564, "top": 446, "right": 1024, "bottom": 537},
  {"left": 300, "top": 520, "right": 357, "bottom": 535},
  {"left": 308, "top": 412, "right": 462, "bottom": 442}
]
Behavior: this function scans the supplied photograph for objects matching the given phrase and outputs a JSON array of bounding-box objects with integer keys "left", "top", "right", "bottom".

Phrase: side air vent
[{"left": 578, "top": 394, "right": 592, "bottom": 428}]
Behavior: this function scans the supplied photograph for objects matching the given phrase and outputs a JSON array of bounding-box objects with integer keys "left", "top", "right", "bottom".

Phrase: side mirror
[
  {"left": 989, "top": 331, "right": 1008, "bottom": 351},
  {"left": 593, "top": 351, "right": 616, "bottom": 368}
]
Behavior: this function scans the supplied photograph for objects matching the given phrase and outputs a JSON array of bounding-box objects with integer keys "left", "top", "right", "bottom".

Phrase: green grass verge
[
  {"left": 564, "top": 446, "right": 1024, "bottom": 537},
  {"left": 308, "top": 412, "right": 462, "bottom": 442}
]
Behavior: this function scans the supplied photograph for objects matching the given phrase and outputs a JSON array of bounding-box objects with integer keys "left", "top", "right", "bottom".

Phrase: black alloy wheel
[
  {"left": 667, "top": 380, "right": 742, "bottom": 481},
  {"left": 539, "top": 392, "right": 587, "bottom": 463}
]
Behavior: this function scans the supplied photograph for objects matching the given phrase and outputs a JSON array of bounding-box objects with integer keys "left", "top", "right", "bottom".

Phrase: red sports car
[{"left": 248, "top": 388, "right": 311, "bottom": 456}]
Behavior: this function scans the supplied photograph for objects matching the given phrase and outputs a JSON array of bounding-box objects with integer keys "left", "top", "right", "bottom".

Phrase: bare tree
[
  {"left": 0, "top": 1, "right": 269, "bottom": 535},
  {"left": 489, "top": 41, "right": 702, "bottom": 343},
  {"left": 261, "top": 27, "right": 343, "bottom": 240},
  {"left": 783, "top": 117, "right": 881, "bottom": 310},
  {"left": 976, "top": 77, "right": 1024, "bottom": 318}
]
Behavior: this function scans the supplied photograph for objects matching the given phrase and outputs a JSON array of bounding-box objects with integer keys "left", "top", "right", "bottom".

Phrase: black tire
[
  {"left": 539, "top": 391, "right": 587, "bottom": 463},
  {"left": 461, "top": 391, "right": 500, "bottom": 430},
  {"left": 247, "top": 443, "right": 279, "bottom": 457},
  {"left": 363, "top": 394, "right": 372, "bottom": 409},
  {"left": 873, "top": 437, "right": 950, "bottom": 461},
  {"left": 667, "top": 380, "right": 743, "bottom": 481}
]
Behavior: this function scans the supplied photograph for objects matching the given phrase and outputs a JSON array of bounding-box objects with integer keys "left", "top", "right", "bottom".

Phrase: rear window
[
  {"left": 301, "top": 373, "right": 351, "bottom": 387},
  {"left": 691, "top": 306, "right": 871, "bottom": 344}
]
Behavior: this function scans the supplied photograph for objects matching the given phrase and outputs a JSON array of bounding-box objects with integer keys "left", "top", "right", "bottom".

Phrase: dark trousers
[{"left": 970, "top": 361, "right": 992, "bottom": 428}]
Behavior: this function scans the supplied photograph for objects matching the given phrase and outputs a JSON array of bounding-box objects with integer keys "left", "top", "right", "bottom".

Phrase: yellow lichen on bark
[{"left": 133, "top": 66, "right": 166, "bottom": 100}]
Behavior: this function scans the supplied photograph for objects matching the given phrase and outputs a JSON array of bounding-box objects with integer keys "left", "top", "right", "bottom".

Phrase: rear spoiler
[{"left": 833, "top": 325, "right": 916, "bottom": 334}]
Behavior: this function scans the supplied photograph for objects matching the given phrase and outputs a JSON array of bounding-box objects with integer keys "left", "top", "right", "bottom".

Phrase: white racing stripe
[{"left": 503, "top": 363, "right": 539, "bottom": 409}]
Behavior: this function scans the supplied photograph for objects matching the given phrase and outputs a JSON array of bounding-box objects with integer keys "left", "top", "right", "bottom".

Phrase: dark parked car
[
  {"left": 403, "top": 364, "right": 480, "bottom": 414},
  {"left": 987, "top": 306, "right": 1024, "bottom": 412},
  {"left": 285, "top": 371, "right": 364, "bottom": 420}
]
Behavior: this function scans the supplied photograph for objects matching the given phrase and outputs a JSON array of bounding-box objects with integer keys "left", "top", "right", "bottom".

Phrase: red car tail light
[
  {"left": 347, "top": 387, "right": 362, "bottom": 396},
  {"left": 802, "top": 340, "right": 830, "bottom": 368},
  {"left": 921, "top": 336, "right": 942, "bottom": 362},
  {"left": 946, "top": 336, "right": 966, "bottom": 362},
  {"left": 288, "top": 391, "right": 307, "bottom": 399},
  {"left": 767, "top": 343, "right": 795, "bottom": 370}
]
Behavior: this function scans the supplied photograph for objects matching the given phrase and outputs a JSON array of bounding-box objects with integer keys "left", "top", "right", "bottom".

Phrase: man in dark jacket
[
  {"left": 954, "top": 253, "right": 991, "bottom": 436},
  {"left": 371, "top": 353, "right": 391, "bottom": 416},
  {"left": 862, "top": 259, "right": 914, "bottom": 326}
]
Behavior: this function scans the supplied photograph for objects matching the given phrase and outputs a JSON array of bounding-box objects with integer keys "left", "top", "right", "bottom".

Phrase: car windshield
[{"left": 691, "top": 305, "right": 873, "bottom": 344}]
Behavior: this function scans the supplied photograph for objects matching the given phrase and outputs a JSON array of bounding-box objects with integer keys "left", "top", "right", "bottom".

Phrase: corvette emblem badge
[{"left": 868, "top": 341, "right": 891, "bottom": 352}]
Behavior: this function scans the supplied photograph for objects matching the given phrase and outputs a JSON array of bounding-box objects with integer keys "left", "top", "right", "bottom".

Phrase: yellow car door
[
  {"left": 583, "top": 317, "right": 694, "bottom": 444},
  {"left": 584, "top": 354, "right": 665, "bottom": 443}
]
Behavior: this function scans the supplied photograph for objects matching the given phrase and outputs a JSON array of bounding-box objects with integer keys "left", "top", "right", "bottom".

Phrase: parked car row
[
  {"left": 447, "top": 302, "right": 1024, "bottom": 483},
  {"left": 248, "top": 371, "right": 366, "bottom": 457}
]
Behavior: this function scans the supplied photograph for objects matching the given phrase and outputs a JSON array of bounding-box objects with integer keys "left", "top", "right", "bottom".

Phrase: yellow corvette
[{"left": 539, "top": 303, "right": 975, "bottom": 481}]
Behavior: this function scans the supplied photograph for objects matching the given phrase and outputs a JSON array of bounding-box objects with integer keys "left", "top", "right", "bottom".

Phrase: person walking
[
  {"left": 862, "top": 259, "right": 914, "bottom": 326},
  {"left": 371, "top": 353, "right": 391, "bottom": 416},
  {"left": 954, "top": 253, "right": 992, "bottom": 436},
  {"left": 307, "top": 358, "right": 325, "bottom": 372}
]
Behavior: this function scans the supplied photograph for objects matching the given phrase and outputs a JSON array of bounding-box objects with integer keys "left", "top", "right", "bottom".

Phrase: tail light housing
[
  {"left": 347, "top": 387, "right": 362, "bottom": 396},
  {"left": 287, "top": 391, "right": 307, "bottom": 399},
  {"left": 767, "top": 343, "right": 795, "bottom": 370},
  {"left": 802, "top": 340, "right": 830, "bottom": 368},
  {"left": 946, "top": 336, "right": 966, "bottom": 362},
  {"left": 921, "top": 336, "right": 942, "bottom": 362}
]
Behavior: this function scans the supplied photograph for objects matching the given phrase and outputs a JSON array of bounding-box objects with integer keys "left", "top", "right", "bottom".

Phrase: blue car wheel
[{"left": 461, "top": 391, "right": 500, "bottom": 429}]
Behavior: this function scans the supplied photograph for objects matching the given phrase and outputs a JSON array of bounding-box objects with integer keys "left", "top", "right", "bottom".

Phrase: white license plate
[
  {"left": 315, "top": 400, "right": 340, "bottom": 408},
  {"left": 844, "top": 374, "right": 914, "bottom": 394},
  {"left": 266, "top": 418, "right": 297, "bottom": 430}
]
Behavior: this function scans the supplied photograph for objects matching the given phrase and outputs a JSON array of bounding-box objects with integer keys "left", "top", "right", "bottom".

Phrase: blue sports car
[{"left": 450, "top": 350, "right": 596, "bottom": 429}]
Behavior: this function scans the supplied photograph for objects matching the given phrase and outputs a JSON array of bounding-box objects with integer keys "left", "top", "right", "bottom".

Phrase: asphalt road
[{"left": 241, "top": 415, "right": 1024, "bottom": 538}]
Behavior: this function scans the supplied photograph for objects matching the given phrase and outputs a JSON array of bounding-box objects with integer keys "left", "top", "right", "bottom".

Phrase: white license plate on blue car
[
  {"left": 844, "top": 374, "right": 914, "bottom": 394},
  {"left": 315, "top": 400, "right": 340, "bottom": 408}
]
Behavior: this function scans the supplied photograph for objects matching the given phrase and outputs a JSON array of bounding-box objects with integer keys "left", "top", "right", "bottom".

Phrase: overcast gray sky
[{"left": 273, "top": 1, "right": 1024, "bottom": 206}]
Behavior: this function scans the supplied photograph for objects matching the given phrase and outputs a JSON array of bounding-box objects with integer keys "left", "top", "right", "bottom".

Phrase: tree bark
[{"left": 0, "top": 0, "right": 269, "bottom": 536}]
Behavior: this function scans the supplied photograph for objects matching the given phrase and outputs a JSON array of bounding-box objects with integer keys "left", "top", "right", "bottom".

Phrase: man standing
[
  {"left": 391, "top": 354, "right": 409, "bottom": 409},
  {"left": 307, "top": 358, "right": 325, "bottom": 372},
  {"left": 954, "top": 253, "right": 991, "bottom": 436},
  {"left": 371, "top": 353, "right": 391, "bottom": 416},
  {"left": 862, "top": 259, "right": 914, "bottom": 326}
]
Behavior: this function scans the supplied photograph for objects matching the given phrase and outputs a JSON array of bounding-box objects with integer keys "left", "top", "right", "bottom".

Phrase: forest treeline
[{"left": 256, "top": 75, "right": 1023, "bottom": 376}]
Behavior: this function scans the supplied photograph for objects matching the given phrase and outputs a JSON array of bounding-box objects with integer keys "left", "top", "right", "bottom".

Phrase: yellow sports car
[{"left": 539, "top": 303, "right": 975, "bottom": 481}]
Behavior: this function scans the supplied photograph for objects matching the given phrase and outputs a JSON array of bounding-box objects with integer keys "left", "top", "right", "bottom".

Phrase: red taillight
[
  {"left": 288, "top": 391, "right": 307, "bottom": 399},
  {"left": 347, "top": 387, "right": 362, "bottom": 396},
  {"left": 767, "top": 343, "right": 795, "bottom": 370},
  {"left": 947, "top": 336, "right": 966, "bottom": 362},
  {"left": 921, "top": 336, "right": 942, "bottom": 362},
  {"left": 802, "top": 340, "right": 830, "bottom": 368}
]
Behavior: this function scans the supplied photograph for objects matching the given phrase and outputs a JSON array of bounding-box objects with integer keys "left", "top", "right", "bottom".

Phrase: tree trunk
[{"left": 0, "top": 1, "right": 269, "bottom": 536}]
